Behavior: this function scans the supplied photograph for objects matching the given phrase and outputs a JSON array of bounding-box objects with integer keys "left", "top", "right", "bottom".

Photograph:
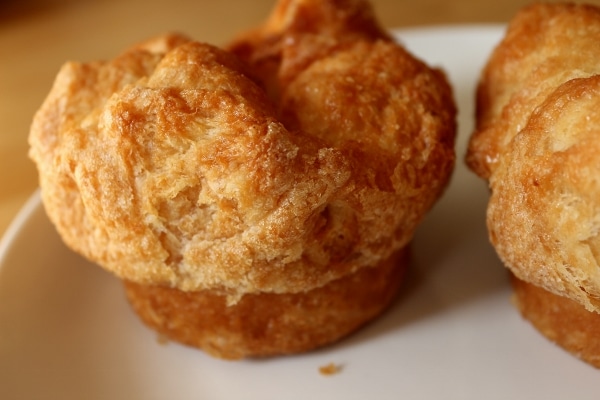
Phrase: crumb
[
  {"left": 156, "top": 333, "right": 170, "bottom": 345},
  {"left": 319, "top": 362, "right": 343, "bottom": 376}
]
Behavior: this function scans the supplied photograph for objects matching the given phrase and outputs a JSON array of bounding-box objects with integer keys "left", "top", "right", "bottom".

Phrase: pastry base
[
  {"left": 124, "top": 247, "right": 409, "bottom": 360},
  {"left": 511, "top": 275, "right": 600, "bottom": 368}
]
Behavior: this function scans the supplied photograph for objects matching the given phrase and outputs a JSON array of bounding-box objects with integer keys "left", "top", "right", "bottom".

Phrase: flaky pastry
[
  {"left": 466, "top": 3, "right": 600, "bottom": 367},
  {"left": 29, "top": 0, "right": 456, "bottom": 358},
  {"left": 467, "top": 3, "right": 600, "bottom": 180},
  {"left": 30, "top": 0, "right": 455, "bottom": 299}
]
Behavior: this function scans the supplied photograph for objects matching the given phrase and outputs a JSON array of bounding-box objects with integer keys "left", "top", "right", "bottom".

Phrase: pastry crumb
[
  {"left": 156, "top": 333, "right": 170, "bottom": 345},
  {"left": 319, "top": 362, "right": 342, "bottom": 376}
]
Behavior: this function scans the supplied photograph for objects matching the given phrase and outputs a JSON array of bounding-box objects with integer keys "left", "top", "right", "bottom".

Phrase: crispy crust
[
  {"left": 466, "top": 3, "right": 600, "bottom": 312},
  {"left": 466, "top": 3, "right": 600, "bottom": 367},
  {"left": 487, "top": 75, "right": 600, "bottom": 312},
  {"left": 29, "top": 0, "right": 456, "bottom": 298},
  {"left": 28, "top": 0, "right": 456, "bottom": 359},
  {"left": 227, "top": 0, "right": 393, "bottom": 101},
  {"left": 466, "top": 2, "right": 600, "bottom": 179},
  {"left": 124, "top": 247, "right": 409, "bottom": 360},
  {"left": 511, "top": 275, "right": 600, "bottom": 368}
]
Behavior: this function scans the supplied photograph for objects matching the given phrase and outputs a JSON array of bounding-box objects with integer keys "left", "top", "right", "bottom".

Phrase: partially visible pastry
[
  {"left": 511, "top": 274, "right": 600, "bottom": 368},
  {"left": 467, "top": 2, "right": 600, "bottom": 180},
  {"left": 29, "top": 0, "right": 456, "bottom": 359},
  {"left": 467, "top": 3, "right": 600, "bottom": 367}
]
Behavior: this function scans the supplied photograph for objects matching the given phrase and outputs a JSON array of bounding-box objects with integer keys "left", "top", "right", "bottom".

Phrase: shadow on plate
[{"left": 325, "top": 165, "right": 509, "bottom": 352}]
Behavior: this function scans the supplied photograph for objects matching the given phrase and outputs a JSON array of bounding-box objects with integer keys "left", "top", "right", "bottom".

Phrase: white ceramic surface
[{"left": 1, "top": 26, "right": 598, "bottom": 400}]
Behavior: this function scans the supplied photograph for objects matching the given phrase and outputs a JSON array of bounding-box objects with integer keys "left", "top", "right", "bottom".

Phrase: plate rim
[{"left": 0, "top": 189, "right": 41, "bottom": 266}]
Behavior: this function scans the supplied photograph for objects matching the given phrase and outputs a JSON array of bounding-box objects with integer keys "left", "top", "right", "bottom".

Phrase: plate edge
[{"left": 0, "top": 189, "right": 42, "bottom": 266}]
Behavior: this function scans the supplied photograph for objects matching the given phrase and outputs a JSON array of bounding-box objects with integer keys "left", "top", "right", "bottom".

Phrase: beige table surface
[{"left": 1, "top": 0, "right": 599, "bottom": 239}]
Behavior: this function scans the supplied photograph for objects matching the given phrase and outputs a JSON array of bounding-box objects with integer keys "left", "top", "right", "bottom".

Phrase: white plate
[{"left": 1, "top": 26, "right": 598, "bottom": 400}]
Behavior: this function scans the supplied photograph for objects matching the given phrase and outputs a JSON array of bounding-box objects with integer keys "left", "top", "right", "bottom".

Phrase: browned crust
[
  {"left": 124, "top": 246, "right": 409, "bottom": 360},
  {"left": 466, "top": 2, "right": 600, "bottom": 311},
  {"left": 466, "top": 2, "right": 600, "bottom": 180},
  {"left": 28, "top": 0, "right": 455, "bottom": 360},
  {"left": 511, "top": 275, "right": 600, "bottom": 368},
  {"left": 29, "top": 0, "right": 456, "bottom": 298},
  {"left": 466, "top": 3, "right": 600, "bottom": 368}
]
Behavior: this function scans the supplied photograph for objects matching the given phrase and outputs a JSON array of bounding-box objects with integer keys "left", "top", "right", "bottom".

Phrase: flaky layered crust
[
  {"left": 467, "top": 3, "right": 600, "bottom": 180},
  {"left": 488, "top": 76, "right": 600, "bottom": 312},
  {"left": 466, "top": 3, "right": 600, "bottom": 313},
  {"left": 29, "top": 0, "right": 456, "bottom": 299},
  {"left": 124, "top": 246, "right": 408, "bottom": 360},
  {"left": 30, "top": 35, "right": 357, "bottom": 297},
  {"left": 511, "top": 275, "right": 600, "bottom": 368}
]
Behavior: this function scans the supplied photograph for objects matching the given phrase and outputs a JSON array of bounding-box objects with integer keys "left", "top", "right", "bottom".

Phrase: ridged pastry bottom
[
  {"left": 511, "top": 275, "right": 600, "bottom": 368},
  {"left": 124, "top": 247, "right": 409, "bottom": 360}
]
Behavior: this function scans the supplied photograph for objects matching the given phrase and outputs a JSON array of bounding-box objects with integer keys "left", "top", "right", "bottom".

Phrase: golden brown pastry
[
  {"left": 467, "top": 3, "right": 600, "bottom": 179},
  {"left": 511, "top": 275, "right": 600, "bottom": 368},
  {"left": 124, "top": 247, "right": 408, "bottom": 359},
  {"left": 466, "top": 3, "right": 600, "bottom": 367},
  {"left": 228, "top": 0, "right": 456, "bottom": 296},
  {"left": 29, "top": 0, "right": 456, "bottom": 359},
  {"left": 29, "top": 33, "right": 354, "bottom": 298}
]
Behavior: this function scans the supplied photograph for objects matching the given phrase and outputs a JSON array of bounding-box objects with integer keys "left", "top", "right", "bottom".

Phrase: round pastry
[
  {"left": 29, "top": 0, "right": 456, "bottom": 358},
  {"left": 466, "top": 3, "right": 600, "bottom": 367}
]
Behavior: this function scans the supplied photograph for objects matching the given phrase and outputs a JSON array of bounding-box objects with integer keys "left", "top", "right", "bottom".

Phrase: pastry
[
  {"left": 467, "top": 3, "right": 600, "bottom": 367},
  {"left": 29, "top": 0, "right": 456, "bottom": 359}
]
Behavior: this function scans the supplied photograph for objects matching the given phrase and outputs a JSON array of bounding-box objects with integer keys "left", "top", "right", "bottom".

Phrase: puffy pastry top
[
  {"left": 29, "top": 0, "right": 456, "bottom": 298},
  {"left": 467, "top": 3, "right": 600, "bottom": 180},
  {"left": 466, "top": 3, "right": 600, "bottom": 312}
]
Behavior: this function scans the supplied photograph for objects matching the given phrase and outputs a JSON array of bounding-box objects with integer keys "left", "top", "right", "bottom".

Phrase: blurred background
[{"left": 2, "top": 0, "right": 600, "bottom": 237}]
